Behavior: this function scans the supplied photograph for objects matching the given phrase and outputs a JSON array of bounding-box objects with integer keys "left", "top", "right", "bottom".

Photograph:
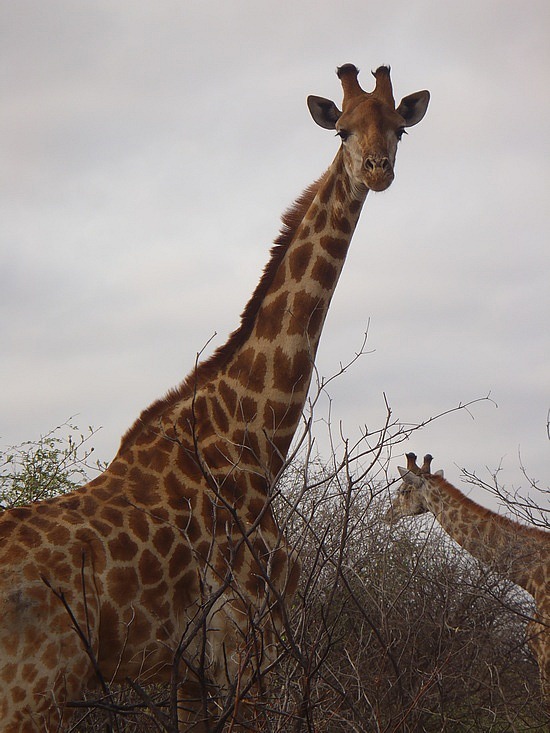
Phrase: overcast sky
[{"left": 2, "top": 1, "right": 549, "bottom": 511}]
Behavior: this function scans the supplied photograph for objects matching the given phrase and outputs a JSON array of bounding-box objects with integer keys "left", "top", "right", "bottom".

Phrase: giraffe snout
[{"left": 363, "top": 156, "right": 394, "bottom": 191}]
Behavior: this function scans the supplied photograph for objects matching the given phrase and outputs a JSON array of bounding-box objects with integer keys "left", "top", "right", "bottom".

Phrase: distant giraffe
[
  {"left": 0, "top": 64, "right": 429, "bottom": 731},
  {"left": 386, "top": 453, "right": 550, "bottom": 702}
]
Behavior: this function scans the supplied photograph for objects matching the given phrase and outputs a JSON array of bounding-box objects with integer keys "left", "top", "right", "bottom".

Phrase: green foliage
[{"left": 0, "top": 420, "right": 103, "bottom": 508}]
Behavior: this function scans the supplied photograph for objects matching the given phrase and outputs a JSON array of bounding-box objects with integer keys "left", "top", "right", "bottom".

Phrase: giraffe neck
[
  {"left": 118, "top": 149, "right": 367, "bottom": 486},
  {"left": 424, "top": 475, "right": 548, "bottom": 593},
  {"left": 219, "top": 152, "right": 366, "bottom": 464}
]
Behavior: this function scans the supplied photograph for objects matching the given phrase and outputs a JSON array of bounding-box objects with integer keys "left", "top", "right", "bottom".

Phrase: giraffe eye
[{"left": 337, "top": 129, "right": 350, "bottom": 142}]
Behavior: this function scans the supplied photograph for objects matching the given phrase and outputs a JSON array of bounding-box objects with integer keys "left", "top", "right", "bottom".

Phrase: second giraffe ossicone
[
  {"left": 0, "top": 64, "right": 429, "bottom": 731},
  {"left": 386, "top": 453, "right": 550, "bottom": 704}
]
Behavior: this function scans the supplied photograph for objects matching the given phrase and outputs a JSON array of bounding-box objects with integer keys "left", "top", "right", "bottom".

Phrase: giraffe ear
[
  {"left": 307, "top": 95, "right": 341, "bottom": 130},
  {"left": 397, "top": 466, "right": 408, "bottom": 479},
  {"left": 434, "top": 469, "right": 444, "bottom": 478},
  {"left": 396, "top": 90, "right": 430, "bottom": 127}
]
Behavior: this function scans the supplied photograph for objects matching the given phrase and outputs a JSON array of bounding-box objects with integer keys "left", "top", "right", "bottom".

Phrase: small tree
[{"left": 0, "top": 420, "right": 102, "bottom": 508}]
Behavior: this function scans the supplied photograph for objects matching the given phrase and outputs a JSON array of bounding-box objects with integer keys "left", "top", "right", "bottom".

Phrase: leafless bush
[{"left": 5, "top": 394, "right": 546, "bottom": 731}]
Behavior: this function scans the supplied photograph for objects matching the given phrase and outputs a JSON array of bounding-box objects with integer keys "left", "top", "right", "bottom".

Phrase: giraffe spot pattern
[
  {"left": 108, "top": 532, "right": 139, "bottom": 561},
  {"left": 289, "top": 242, "right": 313, "bottom": 281},
  {"left": 254, "top": 293, "right": 289, "bottom": 342},
  {"left": 313, "top": 209, "right": 327, "bottom": 233},
  {"left": 288, "top": 291, "right": 324, "bottom": 339},
  {"left": 153, "top": 526, "right": 175, "bottom": 557},
  {"left": 320, "top": 235, "right": 348, "bottom": 259},
  {"left": 311, "top": 256, "right": 337, "bottom": 290},
  {"left": 219, "top": 379, "right": 238, "bottom": 415},
  {"left": 138, "top": 549, "right": 163, "bottom": 584},
  {"left": 128, "top": 508, "right": 151, "bottom": 542}
]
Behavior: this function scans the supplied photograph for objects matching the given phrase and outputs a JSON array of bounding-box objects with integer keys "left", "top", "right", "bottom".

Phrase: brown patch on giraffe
[
  {"left": 140, "top": 584, "right": 170, "bottom": 618},
  {"left": 164, "top": 471, "right": 182, "bottom": 501},
  {"left": 138, "top": 549, "right": 163, "bottom": 585},
  {"left": 107, "top": 565, "right": 139, "bottom": 605},
  {"left": 0, "top": 663, "right": 17, "bottom": 684},
  {"left": 247, "top": 472, "right": 269, "bottom": 494},
  {"left": 311, "top": 256, "right": 338, "bottom": 290},
  {"left": 305, "top": 203, "right": 319, "bottom": 220},
  {"left": 40, "top": 642, "right": 58, "bottom": 671},
  {"left": 313, "top": 209, "right": 327, "bottom": 233},
  {"left": 196, "top": 540, "right": 211, "bottom": 559},
  {"left": 18, "top": 524, "right": 42, "bottom": 547},
  {"left": 350, "top": 198, "right": 362, "bottom": 215},
  {"left": 127, "top": 508, "right": 150, "bottom": 543},
  {"left": 331, "top": 211, "right": 352, "bottom": 234},
  {"left": 211, "top": 398, "right": 230, "bottom": 433},
  {"left": 108, "top": 461, "right": 128, "bottom": 477},
  {"left": 22, "top": 663, "right": 38, "bottom": 684},
  {"left": 293, "top": 349, "right": 313, "bottom": 388},
  {"left": 231, "top": 428, "right": 261, "bottom": 459},
  {"left": 129, "top": 469, "right": 162, "bottom": 506},
  {"left": 97, "top": 601, "right": 120, "bottom": 648},
  {"left": 80, "top": 495, "right": 98, "bottom": 517},
  {"left": 298, "top": 224, "right": 311, "bottom": 240},
  {"left": 88, "top": 517, "right": 113, "bottom": 536},
  {"left": 11, "top": 686, "right": 26, "bottom": 704},
  {"left": 255, "top": 293, "right": 289, "bottom": 343},
  {"left": 272, "top": 346, "right": 291, "bottom": 391},
  {"left": 108, "top": 532, "right": 139, "bottom": 562},
  {"left": 319, "top": 175, "right": 334, "bottom": 205},
  {"left": 263, "top": 399, "right": 302, "bottom": 432},
  {"left": 289, "top": 291, "right": 324, "bottom": 338},
  {"left": 218, "top": 477, "right": 245, "bottom": 507},
  {"left": 10, "top": 507, "right": 33, "bottom": 521},
  {"left": 183, "top": 515, "right": 202, "bottom": 545},
  {"left": 239, "top": 395, "right": 258, "bottom": 423},
  {"left": 100, "top": 506, "right": 124, "bottom": 528},
  {"left": 289, "top": 242, "right": 313, "bottom": 281},
  {"left": 47, "top": 524, "right": 71, "bottom": 546},
  {"left": 320, "top": 235, "right": 348, "bottom": 260},
  {"left": 153, "top": 526, "right": 175, "bottom": 557},
  {"left": 140, "top": 444, "right": 172, "bottom": 473},
  {"left": 173, "top": 570, "right": 198, "bottom": 605},
  {"left": 219, "top": 379, "right": 238, "bottom": 415},
  {"left": 335, "top": 177, "right": 348, "bottom": 204},
  {"left": 269, "top": 259, "right": 287, "bottom": 293},
  {"left": 29, "top": 514, "right": 53, "bottom": 532}
]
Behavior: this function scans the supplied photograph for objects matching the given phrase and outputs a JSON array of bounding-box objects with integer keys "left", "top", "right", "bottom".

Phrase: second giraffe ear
[
  {"left": 307, "top": 95, "right": 342, "bottom": 130},
  {"left": 434, "top": 469, "right": 444, "bottom": 478}
]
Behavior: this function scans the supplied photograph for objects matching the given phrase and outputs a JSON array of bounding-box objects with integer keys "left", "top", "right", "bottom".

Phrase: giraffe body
[
  {"left": 386, "top": 453, "right": 550, "bottom": 702},
  {"left": 0, "top": 65, "right": 429, "bottom": 730}
]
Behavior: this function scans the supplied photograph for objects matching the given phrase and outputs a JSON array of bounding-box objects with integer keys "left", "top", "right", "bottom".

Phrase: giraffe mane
[
  {"left": 434, "top": 474, "right": 550, "bottom": 542},
  {"left": 118, "top": 171, "right": 328, "bottom": 453}
]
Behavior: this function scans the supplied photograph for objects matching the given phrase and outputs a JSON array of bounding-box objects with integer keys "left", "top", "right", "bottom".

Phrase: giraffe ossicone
[
  {"left": 386, "top": 452, "right": 550, "bottom": 703},
  {"left": 0, "top": 64, "right": 429, "bottom": 731}
]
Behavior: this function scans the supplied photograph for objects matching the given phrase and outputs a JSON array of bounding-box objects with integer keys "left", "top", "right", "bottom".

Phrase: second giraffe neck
[{"left": 424, "top": 476, "right": 547, "bottom": 592}]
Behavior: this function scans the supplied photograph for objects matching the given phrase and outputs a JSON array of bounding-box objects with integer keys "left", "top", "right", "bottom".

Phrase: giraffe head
[
  {"left": 307, "top": 64, "right": 429, "bottom": 192},
  {"left": 385, "top": 452, "right": 444, "bottom": 522}
]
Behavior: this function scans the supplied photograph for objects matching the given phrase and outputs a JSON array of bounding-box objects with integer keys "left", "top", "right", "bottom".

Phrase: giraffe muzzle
[{"left": 363, "top": 156, "right": 394, "bottom": 191}]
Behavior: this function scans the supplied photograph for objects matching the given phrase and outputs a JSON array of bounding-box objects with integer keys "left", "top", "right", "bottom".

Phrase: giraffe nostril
[{"left": 364, "top": 156, "right": 391, "bottom": 173}]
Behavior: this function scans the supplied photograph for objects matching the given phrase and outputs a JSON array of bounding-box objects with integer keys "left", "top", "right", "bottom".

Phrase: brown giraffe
[
  {"left": 0, "top": 64, "right": 429, "bottom": 731},
  {"left": 386, "top": 453, "right": 550, "bottom": 703}
]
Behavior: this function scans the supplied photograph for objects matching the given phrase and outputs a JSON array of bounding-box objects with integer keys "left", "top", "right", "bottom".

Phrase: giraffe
[
  {"left": 0, "top": 64, "right": 429, "bottom": 731},
  {"left": 386, "top": 452, "right": 550, "bottom": 702}
]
